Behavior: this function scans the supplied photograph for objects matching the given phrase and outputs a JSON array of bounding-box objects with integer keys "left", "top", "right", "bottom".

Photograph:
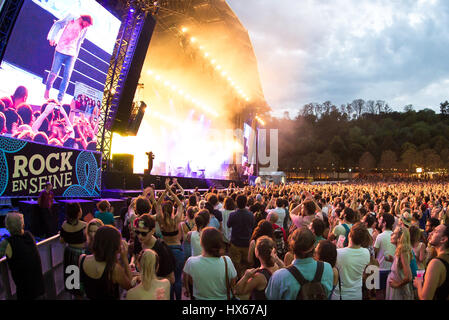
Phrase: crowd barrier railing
[
  {"left": 0, "top": 234, "right": 65, "bottom": 300},
  {"left": 0, "top": 216, "right": 123, "bottom": 300}
]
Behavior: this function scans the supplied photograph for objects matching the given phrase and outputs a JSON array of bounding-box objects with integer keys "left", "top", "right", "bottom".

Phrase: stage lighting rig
[
  {"left": 129, "top": 0, "right": 160, "bottom": 15},
  {"left": 152, "top": 1, "right": 160, "bottom": 15}
]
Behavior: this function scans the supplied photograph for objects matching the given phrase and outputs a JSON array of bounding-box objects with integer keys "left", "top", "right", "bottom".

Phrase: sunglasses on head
[{"left": 135, "top": 230, "right": 149, "bottom": 237}]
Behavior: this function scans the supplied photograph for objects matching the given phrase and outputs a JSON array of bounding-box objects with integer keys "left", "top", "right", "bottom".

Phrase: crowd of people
[
  {"left": 1, "top": 178, "right": 449, "bottom": 300},
  {"left": 73, "top": 94, "right": 101, "bottom": 118},
  {"left": 0, "top": 86, "right": 98, "bottom": 150}
]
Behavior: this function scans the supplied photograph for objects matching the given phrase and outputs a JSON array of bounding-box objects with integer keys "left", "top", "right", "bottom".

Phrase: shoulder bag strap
[
  {"left": 436, "top": 256, "right": 449, "bottom": 271},
  {"left": 257, "top": 268, "right": 272, "bottom": 283},
  {"left": 338, "top": 268, "right": 342, "bottom": 300},
  {"left": 286, "top": 265, "right": 307, "bottom": 286},
  {"left": 223, "top": 256, "right": 230, "bottom": 300},
  {"left": 312, "top": 261, "right": 324, "bottom": 282},
  {"left": 79, "top": 254, "right": 87, "bottom": 272}
]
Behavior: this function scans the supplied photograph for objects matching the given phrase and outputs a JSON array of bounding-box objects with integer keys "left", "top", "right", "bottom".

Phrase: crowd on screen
[
  {"left": 74, "top": 94, "right": 101, "bottom": 117},
  {"left": 0, "top": 86, "right": 98, "bottom": 150},
  {"left": 1, "top": 178, "right": 449, "bottom": 300}
]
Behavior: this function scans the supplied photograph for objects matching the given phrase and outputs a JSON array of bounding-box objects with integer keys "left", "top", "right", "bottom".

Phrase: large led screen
[{"left": 0, "top": 0, "right": 120, "bottom": 150}]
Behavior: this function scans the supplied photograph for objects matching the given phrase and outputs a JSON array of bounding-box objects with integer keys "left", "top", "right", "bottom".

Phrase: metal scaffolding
[
  {"left": 0, "top": 0, "right": 24, "bottom": 63},
  {"left": 96, "top": 0, "right": 268, "bottom": 171},
  {"left": 96, "top": 0, "right": 151, "bottom": 170}
]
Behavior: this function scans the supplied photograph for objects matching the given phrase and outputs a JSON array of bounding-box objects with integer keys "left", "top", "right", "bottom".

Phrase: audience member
[
  {"left": 181, "top": 206, "right": 198, "bottom": 262},
  {"left": 331, "top": 223, "right": 370, "bottom": 300},
  {"left": 126, "top": 249, "right": 170, "bottom": 300},
  {"left": 247, "top": 220, "right": 274, "bottom": 268},
  {"left": 189, "top": 209, "right": 210, "bottom": 257},
  {"left": 265, "top": 227, "right": 333, "bottom": 300},
  {"left": 0, "top": 212, "right": 45, "bottom": 300},
  {"left": 227, "top": 194, "right": 255, "bottom": 278},
  {"left": 132, "top": 214, "right": 175, "bottom": 285},
  {"left": 235, "top": 236, "right": 284, "bottom": 300},
  {"left": 155, "top": 179, "right": 185, "bottom": 300},
  {"left": 94, "top": 200, "right": 115, "bottom": 226},
  {"left": 85, "top": 218, "right": 104, "bottom": 255},
  {"left": 414, "top": 223, "right": 449, "bottom": 300},
  {"left": 386, "top": 226, "right": 414, "bottom": 300},
  {"left": 374, "top": 213, "right": 396, "bottom": 269},
  {"left": 59, "top": 202, "right": 87, "bottom": 298},
  {"left": 79, "top": 226, "right": 132, "bottom": 299},
  {"left": 314, "top": 240, "right": 338, "bottom": 299},
  {"left": 183, "top": 227, "right": 237, "bottom": 300}
]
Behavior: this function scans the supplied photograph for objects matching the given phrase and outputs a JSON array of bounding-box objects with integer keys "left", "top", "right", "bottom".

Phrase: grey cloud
[{"left": 227, "top": 0, "right": 449, "bottom": 113}]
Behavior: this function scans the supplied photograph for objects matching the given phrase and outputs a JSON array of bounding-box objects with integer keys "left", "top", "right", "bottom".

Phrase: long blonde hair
[
  {"left": 395, "top": 226, "right": 412, "bottom": 261},
  {"left": 138, "top": 249, "right": 159, "bottom": 291},
  {"left": 86, "top": 218, "right": 104, "bottom": 246}
]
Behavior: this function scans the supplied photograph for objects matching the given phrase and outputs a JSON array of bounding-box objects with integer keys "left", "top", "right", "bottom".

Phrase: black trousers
[{"left": 33, "top": 207, "right": 54, "bottom": 238}]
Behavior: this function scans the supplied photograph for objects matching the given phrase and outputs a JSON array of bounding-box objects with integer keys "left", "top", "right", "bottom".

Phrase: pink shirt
[
  {"left": 56, "top": 20, "right": 82, "bottom": 56},
  {"left": 291, "top": 214, "right": 315, "bottom": 229}
]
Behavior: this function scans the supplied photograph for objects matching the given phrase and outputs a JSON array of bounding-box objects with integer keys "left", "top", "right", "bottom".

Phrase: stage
[{"left": 101, "top": 171, "right": 244, "bottom": 196}]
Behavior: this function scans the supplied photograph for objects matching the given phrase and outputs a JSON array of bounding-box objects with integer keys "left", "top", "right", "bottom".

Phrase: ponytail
[{"left": 139, "top": 249, "right": 159, "bottom": 291}]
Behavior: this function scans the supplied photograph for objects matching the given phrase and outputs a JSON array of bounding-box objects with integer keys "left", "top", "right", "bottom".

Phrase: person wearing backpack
[
  {"left": 331, "top": 223, "right": 371, "bottom": 300},
  {"left": 267, "top": 198, "right": 287, "bottom": 229},
  {"left": 265, "top": 227, "right": 333, "bottom": 300},
  {"left": 328, "top": 207, "right": 355, "bottom": 248},
  {"left": 267, "top": 211, "right": 288, "bottom": 260}
]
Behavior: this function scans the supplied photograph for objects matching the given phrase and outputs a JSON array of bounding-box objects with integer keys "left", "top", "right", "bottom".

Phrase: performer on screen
[{"left": 44, "top": 14, "right": 93, "bottom": 103}]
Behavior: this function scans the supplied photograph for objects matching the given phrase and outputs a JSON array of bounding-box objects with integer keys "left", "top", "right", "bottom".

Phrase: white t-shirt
[
  {"left": 183, "top": 255, "right": 237, "bottom": 300},
  {"left": 333, "top": 223, "right": 353, "bottom": 238},
  {"left": 331, "top": 247, "right": 370, "bottom": 300},
  {"left": 56, "top": 19, "right": 83, "bottom": 56},
  {"left": 321, "top": 206, "right": 329, "bottom": 217},
  {"left": 374, "top": 230, "right": 396, "bottom": 270},
  {"left": 221, "top": 209, "right": 233, "bottom": 243},
  {"left": 190, "top": 231, "right": 202, "bottom": 257},
  {"left": 270, "top": 207, "right": 286, "bottom": 227}
]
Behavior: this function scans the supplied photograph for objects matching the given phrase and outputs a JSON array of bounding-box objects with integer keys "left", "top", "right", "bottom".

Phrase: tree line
[{"left": 264, "top": 99, "right": 449, "bottom": 174}]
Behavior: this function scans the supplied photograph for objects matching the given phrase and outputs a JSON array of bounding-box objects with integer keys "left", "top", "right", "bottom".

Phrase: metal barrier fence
[
  {"left": 0, "top": 216, "right": 122, "bottom": 300},
  {"left": 0, "top": 234, "right": 65, "bottom": 300}
]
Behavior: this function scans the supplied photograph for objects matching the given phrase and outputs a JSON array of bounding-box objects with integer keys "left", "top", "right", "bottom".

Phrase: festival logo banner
[{"left": 0, "top": 136, "right": 101, "bottom": 197}]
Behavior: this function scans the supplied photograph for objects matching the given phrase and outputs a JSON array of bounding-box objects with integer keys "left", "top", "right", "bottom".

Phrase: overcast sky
[{"left": 227, "top": 0, "right": 449, "bottom": 117}]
